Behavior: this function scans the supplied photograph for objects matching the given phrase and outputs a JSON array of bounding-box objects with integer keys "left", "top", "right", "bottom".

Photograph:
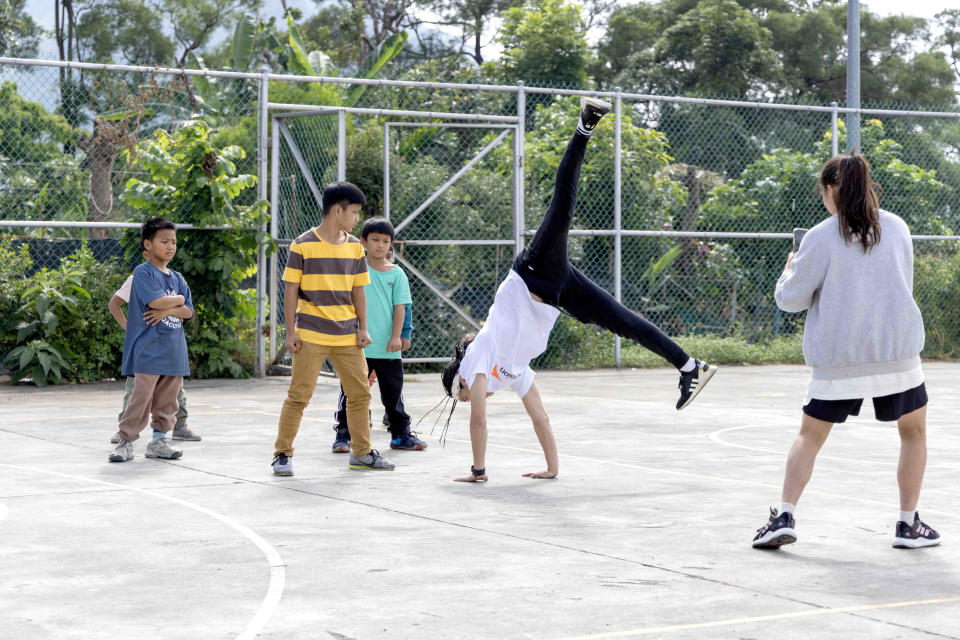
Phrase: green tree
[
  {"left": 76, "top": 0, "right": 175, "bottom": 65},
  {"left": 649, "top": 0, "right": 780, "bottom": 97},
  {"left": 495, "top": 0, "right": 590, "bottom": 87},
  {"left": 121, "top": 121, "right": 270, "bottom": 378},
  {"left": 0, "top": 0, "right": 42, "bottom": 57},
  {"left": 426, "top": 0, "right": 522, "bottom": 64},
  {"left": 0, "top": 82, "right": 87, "bottom": 223}
]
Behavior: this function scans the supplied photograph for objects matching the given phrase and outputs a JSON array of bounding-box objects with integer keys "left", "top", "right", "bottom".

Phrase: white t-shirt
[
  {"left": 114, "top": 275, "right": 134, "bottom": 303},
  {"left": 457, "top": 270, "right": 561, "bottom": 398}
]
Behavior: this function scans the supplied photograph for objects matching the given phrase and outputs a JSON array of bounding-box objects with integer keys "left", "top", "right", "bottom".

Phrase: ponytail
[{"left": 819, "top": 153, "right": 882, "bottom": 252}]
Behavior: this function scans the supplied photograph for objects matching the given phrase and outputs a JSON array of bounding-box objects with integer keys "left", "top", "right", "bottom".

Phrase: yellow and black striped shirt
[{"left": 283, "top": 228, "right": 370, "bottom": 346}]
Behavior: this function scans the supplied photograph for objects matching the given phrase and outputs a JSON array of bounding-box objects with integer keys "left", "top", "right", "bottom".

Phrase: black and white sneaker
[
  {"left": 676, "top": 360, "right": 716, "bottom": 410},
  {"left": 893, "top": 512, "right": 940, "bottom": 549},
  {"left": 578, "top": 96, "right": 611, "bottom": 134},
  {"left": 752, "top": 507, "right": 797, "bottom": 549}
]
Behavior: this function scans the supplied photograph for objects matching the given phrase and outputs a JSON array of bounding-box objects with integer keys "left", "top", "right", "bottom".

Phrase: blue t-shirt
[{"left": 121, "top": 261, "right": 193, "bottom": 377}]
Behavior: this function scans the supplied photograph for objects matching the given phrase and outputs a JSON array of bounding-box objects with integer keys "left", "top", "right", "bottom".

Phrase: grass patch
[{"left": 620, "top": 334, "right": 804, "bottom": 368}]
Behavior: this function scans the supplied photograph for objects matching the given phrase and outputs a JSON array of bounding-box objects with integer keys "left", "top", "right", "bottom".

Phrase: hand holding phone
[{"left": 793, "top": 228, "right": 808, "bottom": 251}]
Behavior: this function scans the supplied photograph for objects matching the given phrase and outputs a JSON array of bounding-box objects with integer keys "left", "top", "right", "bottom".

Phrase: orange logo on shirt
[{"left": 490, "top": 365, "right": 502, "bottom": 381}]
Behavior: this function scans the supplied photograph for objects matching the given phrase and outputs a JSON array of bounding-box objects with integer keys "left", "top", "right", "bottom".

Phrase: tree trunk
[
  {"left": 678, "top": 165, "right": 702, "bottom": 275},
  {"left": 79, "top": 120, "right": 119, "bottom": 239}
]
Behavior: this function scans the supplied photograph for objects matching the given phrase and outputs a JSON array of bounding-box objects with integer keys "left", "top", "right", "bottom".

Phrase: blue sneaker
[
  {"left": 332, "top": 425, "right": 350, "bottom": 453},
  {"left": 390, "top": 431, "right": 427, "bottom": 450}
]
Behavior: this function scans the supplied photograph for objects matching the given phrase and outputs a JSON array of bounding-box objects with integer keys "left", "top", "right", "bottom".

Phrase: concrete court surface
[{"left": 1, "top": 364, "right": 959, "bottom": 640}]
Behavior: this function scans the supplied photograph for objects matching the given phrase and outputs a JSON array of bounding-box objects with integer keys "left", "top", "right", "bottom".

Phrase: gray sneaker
[
  {"left": 145, "top": 438, "right": 183, "bottom": 460},
  {"left": 172, "top": 425, "right": 202, "bottom": 441},
  {"left": 111, "top": 431, "right": 122, "bottom": 444},
  {"left": 349, "top": 449, "right": 395, "bottom": 471},
  {"left": 109, "top": 439, "right": 134, "bottom": 463},
  {"left": 272, "top": 453, "right": 293, "bottom": 476}
]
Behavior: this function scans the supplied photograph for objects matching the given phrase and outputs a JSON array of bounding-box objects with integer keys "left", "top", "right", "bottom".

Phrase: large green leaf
[
  {"left": 186, "top": 52, "right": 214, "bottom": 98},
  {"left": 285, "top": 13, "right": 313, "bottom": 75},
  {"left": 308, "top": 51, "right": 332, "bottom": 76},
  {"left": 346, "top": 31, "right": 408, "bottom": 106},
  {"left": 231, "top": 14, "right": 258, "bottom": 72},
  {"left": 37, "top": 351, "right": 51, "bottom": 376},
  {"left": 19, "top": 345, "right": 35, "bottom": 370}
]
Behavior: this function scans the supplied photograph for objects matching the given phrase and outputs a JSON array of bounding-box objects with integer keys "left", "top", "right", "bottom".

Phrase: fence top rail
[
  {"left": 4, "top": 57, "right": 959, "bottom": 119},
  {"left": 0, "top": 220, "right": 256, "bottom": 231},
  {"left": 268, "top": 103, "right": 519, "bottom": 123},
  {"left": 522, "top": 229, "right": 960, "bottom": 241}
]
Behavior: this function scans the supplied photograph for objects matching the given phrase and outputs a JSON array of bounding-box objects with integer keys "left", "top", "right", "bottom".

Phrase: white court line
[
  {"left": 711, "top": 424, "right": 901, "bottom": 465},
  {"left": 546, "top": 596, "right": 960, "bottom": 639},
  {"left": 711, "top": 423, "right": 960, "bottom": 471},
  {"left": 0, "top": 463, "right": 285, "bottom": 640}
]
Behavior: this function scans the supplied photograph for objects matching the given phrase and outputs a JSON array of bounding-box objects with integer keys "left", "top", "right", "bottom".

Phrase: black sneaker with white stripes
[
  {"left": 893, "top": 512, "right": 940, "bottom": 549},
  {"left": 752, "top": 507, "right": 797, "bottom": 549},
  {"left": 578, "top": 97, "right": 611, "bottom": 135},
  {"left": 676, "top": 360, "right": 716, "bottom": 410}
]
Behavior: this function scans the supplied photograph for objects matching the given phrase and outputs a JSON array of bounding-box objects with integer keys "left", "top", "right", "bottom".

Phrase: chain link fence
[{"left": 3, "top": 56, "right": 960, "bottom": 381}]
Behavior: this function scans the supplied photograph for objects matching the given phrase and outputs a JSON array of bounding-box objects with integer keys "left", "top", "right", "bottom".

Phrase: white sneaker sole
[
  {"left": 893, "top": 537, "right": 940, "bottom": 549},
  {"left": 145, "top": 450, "right": 182, "bottom": 459},
  {"left": 678, "top": 365, "right": 718, "bottom": 410},
  {"left": 581, "top": 96, "right": 612, "bottom": 111},
  {"left": 273, "top": 468, "right": 293, "bottom": 476},
  {"left": 753, "top": 527, "right": 797, "bottom": 548}
]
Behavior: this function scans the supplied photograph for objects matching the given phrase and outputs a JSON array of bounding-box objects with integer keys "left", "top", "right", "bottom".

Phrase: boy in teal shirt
[{"left": 332, "top": 217, "right": 425, "bottom": 451}]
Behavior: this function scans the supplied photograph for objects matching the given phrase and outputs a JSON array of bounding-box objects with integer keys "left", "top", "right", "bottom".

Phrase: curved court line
[
  {"left": 710, "top": 424, "right": 901, "bottom": 465},
  {"left": 0, "top": 463, "right": 285, "bottom": 640},
  {"left": 546, "top": 596, "right": 960, "bottom": 640}
]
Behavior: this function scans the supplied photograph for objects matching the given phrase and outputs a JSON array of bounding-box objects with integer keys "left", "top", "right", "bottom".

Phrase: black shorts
[{"left": 802, "top": 383, "right": 927, "bottom": 423}]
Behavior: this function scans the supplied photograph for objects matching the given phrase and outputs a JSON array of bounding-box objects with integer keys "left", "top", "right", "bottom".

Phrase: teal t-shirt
[{"left": 364, "top": 264, "right": 412, "bottom": 360}]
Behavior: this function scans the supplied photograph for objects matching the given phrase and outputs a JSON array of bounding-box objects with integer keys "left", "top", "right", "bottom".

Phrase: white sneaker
[
  {"left": 109, "top": 440, "right": 134, "bottom": 463},
  {"left": 145, "top": 439, "right": 182, "bottom": 460}
]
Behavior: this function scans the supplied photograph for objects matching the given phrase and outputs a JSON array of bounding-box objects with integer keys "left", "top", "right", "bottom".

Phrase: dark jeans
[
  {"left": 513, "top": 131, "right": 689, "bottom": 370},
  {"left": 335, "top": 358, "right": 411, "bottom": 437}
]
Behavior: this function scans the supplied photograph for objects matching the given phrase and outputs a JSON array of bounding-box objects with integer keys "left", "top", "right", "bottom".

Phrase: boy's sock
[
  {"left": 151, "top": 429, "right": 166, "bottom": 443},
  {"left": 781, "top": 502, "right": 796, "bottom": 515},
  {"left": 680, "top": 357, "right": 696, "bottom": 372},
  {"left": 900, "top": 510, "right": 916, "bottom": 524}
]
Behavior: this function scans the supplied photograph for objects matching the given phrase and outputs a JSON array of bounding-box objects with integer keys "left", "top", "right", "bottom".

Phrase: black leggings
[{"left": 513, "top": 131, "right": 689, "bottom": 370}]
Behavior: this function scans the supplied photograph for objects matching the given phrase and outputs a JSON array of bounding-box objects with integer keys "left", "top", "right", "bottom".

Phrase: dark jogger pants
[
  {"left": 513, "top": 130, "right": 689, "bottom": 370},
  {"left": 335, "top": 358, "right": 411, "bottom": 437}
]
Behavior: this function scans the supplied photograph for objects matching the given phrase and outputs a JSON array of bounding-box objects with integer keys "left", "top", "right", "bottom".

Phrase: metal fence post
[
  {"left": 846, "top": 0, "right": 861, "bottom": 152},
  {"left": 514, "top": 81, "right": 526, "bottom": 257},
  {"left": 256, "top": 66, "right": 269, "bottom": 378},
  {"left": 269, "top": 117, "right": 280, "bottom": 368},
  {"left": 614, "top": 88, "right": 623, "bottom": 368},
  {"left": 337, "top": 108, "right": 347, "bottom": 181},
  {"left": 831, "top": 102, "right": 839, "bottom": 157},
  {"left": 383, "top": 123, "right": 390, "bottom": 220}
]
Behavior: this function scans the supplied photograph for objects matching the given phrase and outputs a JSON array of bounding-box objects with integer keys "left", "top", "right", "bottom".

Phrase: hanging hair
[
  {"left": 441, "top": 333, "right": 475, "bottom": 398},
  {"left": 410, "top": 333, "right": 475, "bottom": 448},
  {"left": 818, "top": 153, "right": 882, "bottom": 252}
]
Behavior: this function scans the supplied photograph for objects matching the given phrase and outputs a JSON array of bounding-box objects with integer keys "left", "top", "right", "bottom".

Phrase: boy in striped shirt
[{"left": 271, "top": 182, "right": 394, "bottom": 475}]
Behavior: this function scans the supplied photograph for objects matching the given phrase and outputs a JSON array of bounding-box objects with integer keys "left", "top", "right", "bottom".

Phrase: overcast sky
[{"left": 20, "top": 0, "right": 959, "bottom": 62}]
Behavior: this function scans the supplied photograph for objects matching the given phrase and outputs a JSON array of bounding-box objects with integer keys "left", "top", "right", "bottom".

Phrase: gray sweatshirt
[{"left": 775, "top": 210, "right": 924, "bottom": 380}]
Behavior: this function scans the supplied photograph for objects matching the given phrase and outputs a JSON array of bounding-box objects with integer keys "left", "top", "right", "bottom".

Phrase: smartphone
[{"left": 792, "top": 228, "right": 808, "bottom": 251}]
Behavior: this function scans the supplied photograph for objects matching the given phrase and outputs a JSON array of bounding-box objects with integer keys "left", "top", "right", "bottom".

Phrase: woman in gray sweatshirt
[{"left": 752, "top": 153, "right": 940, "bottom": 550}]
